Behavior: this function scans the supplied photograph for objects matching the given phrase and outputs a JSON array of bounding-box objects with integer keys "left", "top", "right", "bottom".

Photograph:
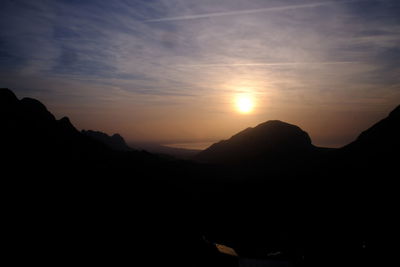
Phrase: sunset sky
[{"left": 1, "top": 0, "right": 399, "bottom": 148}]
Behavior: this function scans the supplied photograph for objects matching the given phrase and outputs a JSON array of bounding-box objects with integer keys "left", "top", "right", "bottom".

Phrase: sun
[{"left": 236, "top": 95, "right": 254, "bottom": 114}]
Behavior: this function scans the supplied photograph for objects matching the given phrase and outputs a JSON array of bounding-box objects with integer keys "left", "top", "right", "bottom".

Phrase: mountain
[
  {"left": 332, "top": 104, "right": 400, "bottom": 193},
  {"left": 341, "top": 105, "right": 400, "bottom": 157},
  {"left": 1, "top": 88, "right": 216, "bottom": 266},
  {"left": 195, "top": 120, "right": 322, "bottom": 164},
  {"left": 0, "top": 88, "right": 112, "bottom": 164},
  {"left": 82, "top": 130, "right": 133, "bottom": 151}
]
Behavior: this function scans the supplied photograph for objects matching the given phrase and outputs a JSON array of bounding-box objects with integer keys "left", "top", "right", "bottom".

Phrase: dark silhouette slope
[
  {"left": 307, "top": 104, "right": 400, "bottom": 266},
  {"left": 327, "top": 104, "right": 400, "bottom": 183},
  {"left": 342, "top": 105, "right": 400, "bottom": 157},
  {"left": 82, "top": 129, "right": 133, "bottom": 151},
  {"left": 196, "top": 120, "right": 319, "bottom": 164},
  {"left": 1, "top": 88, "right": 221, "bottom": 266},
  {"left": 0, "top": 88, "right": 112, "bottom": 164}
]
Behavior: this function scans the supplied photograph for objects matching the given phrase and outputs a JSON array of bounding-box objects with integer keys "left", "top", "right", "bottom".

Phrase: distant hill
[
  {"left": 132, "top": 142, "right": 201, "bottom": 159},
  {"left": 82, "top": 130, "right": 133, "bottom": 151},
  {"left": 195, "top": 120, "right": 324, "bottom": 164}
]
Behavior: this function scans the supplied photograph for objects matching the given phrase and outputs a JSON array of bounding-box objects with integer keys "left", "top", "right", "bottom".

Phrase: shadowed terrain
[
  {"left": 82, "top": 129, "right": 133, "bottom": 151},
  {"left": 2, "top": 88, "right": 399, "bottom": 266}
]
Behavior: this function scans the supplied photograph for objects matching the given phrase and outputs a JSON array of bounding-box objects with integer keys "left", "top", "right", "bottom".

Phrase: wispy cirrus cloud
[
  {"left": 175, "top": 61, "right": 360, "bottom": 67},
  {"left": 145, "top": 0, "right": 365, "bottom": 22}
]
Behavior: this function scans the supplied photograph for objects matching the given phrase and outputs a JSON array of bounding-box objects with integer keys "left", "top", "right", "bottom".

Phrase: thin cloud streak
[
  {"left": 176, "top": 61, "right": 360, "bottom": 68},
  {"left": 145, "top": 0, "right": 365, "bottom": 22}
]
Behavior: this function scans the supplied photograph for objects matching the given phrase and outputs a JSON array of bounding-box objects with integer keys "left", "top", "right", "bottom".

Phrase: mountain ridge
[
  {"left": 82, "top": 129, "right": 133, "bottom": 151},
  {"left": 195, "top": 120, "right": 320, "bottom": 164},
  {"left": 0, "top": 88, "right": 113, "bottom": 163},
  {"left": 343, "top": 104, "right": 400, "bottom": 153}
]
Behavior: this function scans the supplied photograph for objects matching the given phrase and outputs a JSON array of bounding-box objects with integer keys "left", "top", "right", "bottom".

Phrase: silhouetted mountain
[
  {"left": 1, "top": 88, "right": 224, "bottom": 267},
  {"left": 196, "top": 120, "right": 321, "bottom": 164},
  {"left": 342, "top": 105, "right": 400, "bottom": 157},
  {"left": 0, "top": 89, "right": 114, "bottom": 166},
  {"left": 82, "top": 130, "right": 133, "bottom": 151},
  {"left": 308, "top": 104, "right": 400, "bottom": 267}
]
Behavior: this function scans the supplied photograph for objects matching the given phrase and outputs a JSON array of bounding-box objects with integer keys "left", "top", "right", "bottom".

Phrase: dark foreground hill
[
  {"left": 0, "top": 88, "right": 225, "bottom": 266},
  {"left": 193, "top": 105, "right": 400, "bottom": 266},
  {"left": 2, "top": 88, "right": 399, "bottom": 266}
]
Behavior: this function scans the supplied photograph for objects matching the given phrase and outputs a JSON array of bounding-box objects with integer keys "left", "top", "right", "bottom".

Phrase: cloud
[
  {"left": 145, "top": 0, "right": 365, "bottom": 22},
  {"left": 1, "top": 0, "right": 398, "bottom": 99},
  {"left": 175, "top": 61, "right": 360, "bottom": 67}
]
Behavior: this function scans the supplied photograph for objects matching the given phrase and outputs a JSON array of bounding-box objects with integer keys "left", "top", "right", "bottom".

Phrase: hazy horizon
[{"left": 1, "top": 0, "right": 399, "bottom": 148}]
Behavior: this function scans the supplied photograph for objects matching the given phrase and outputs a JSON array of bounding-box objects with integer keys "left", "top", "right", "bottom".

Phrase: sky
[{"left": 1, "top": 0, "right": 399, "bottom": 148}]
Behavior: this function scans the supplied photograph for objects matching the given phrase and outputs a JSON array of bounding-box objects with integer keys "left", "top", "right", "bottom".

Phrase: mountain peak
[
  {"left": 258, "top": 120, "right": 294, "bottom": 126},
  {"left": 230, "top": 120, "right": 312, "bottom": 146},
  {"left": 82, "top": 130, "right": 132, "bottom": 151},
  {"left": 111, "top": 133, "right": 124, "bottom": 142},
  {"left": 58, "top": 116, "right": 79, "bottom": 133},
  {"left": 255, "top": 120, "right": 311, "bottom": 140},
  {"left": 0, "top": 88, "right": 18, "bottom": 105},
  {"left": 196, "top": 120, "right": 315, "bottom": 164}
]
